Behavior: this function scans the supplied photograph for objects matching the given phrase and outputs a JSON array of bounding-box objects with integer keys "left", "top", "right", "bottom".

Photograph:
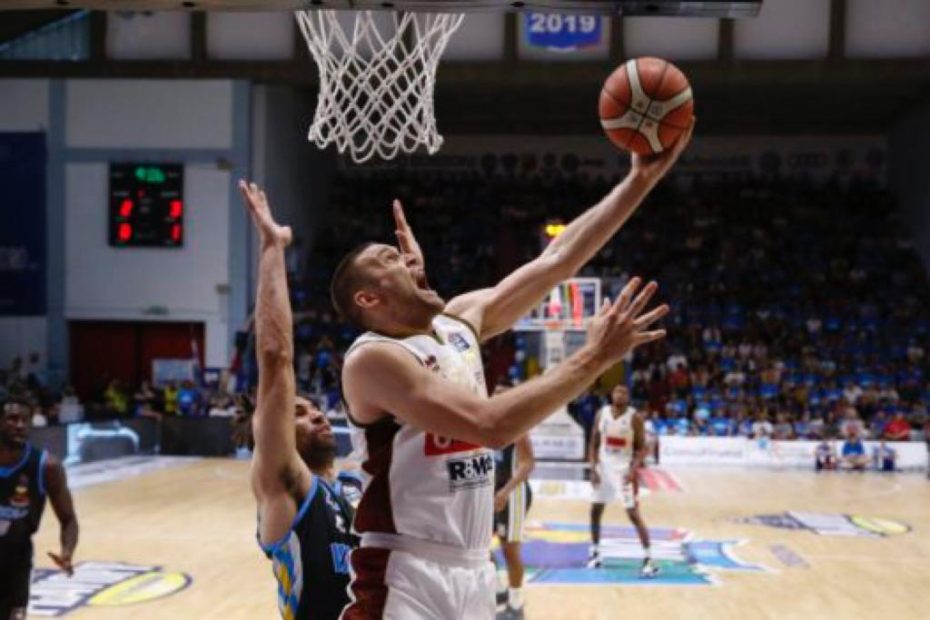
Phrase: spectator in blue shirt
[
  {"left": 840, "top": 430, "right": 870, "bottom": 471},
  {"left": 709, "top": 414, "right": 731, "bottom": 437}
]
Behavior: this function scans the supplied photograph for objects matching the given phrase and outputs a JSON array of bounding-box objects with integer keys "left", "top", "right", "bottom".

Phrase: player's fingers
[
  {"left": 626, "top": 281, "right": 659, "bottom": 319},
  {"left": 393, "top": 200, "right": 408, "bottom": 230},
  {"left": 237, "top": 179, "right": 251, "bottom": 202},
  {"left": 634, "top": 329, "right": 667, "bottom": 345},
  {"left": 675, "top": 117, "right": 696, "bottom": 152},
  {"left": 612, "top": 277, "right": 641, "bottom": 314},
  {"left": 597, "top": 297, "right": 611, "bottom": 317},
  {"left": 395, "top": 229, "right": 412, "bottom": 251},
  {"left": 633, "top": 304, "right": 669, "bottom": 329}
]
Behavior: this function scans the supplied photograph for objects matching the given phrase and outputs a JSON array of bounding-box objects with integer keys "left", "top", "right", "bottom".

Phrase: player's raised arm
[
  {"left": 240, "top": 181, "right": 312, "bottom": 542},
  {"left": 344, "top": 278, "right": 668, "bottom": 448},
  {"left": 445, "top": 121, "right": 694, "bottom": 341}
]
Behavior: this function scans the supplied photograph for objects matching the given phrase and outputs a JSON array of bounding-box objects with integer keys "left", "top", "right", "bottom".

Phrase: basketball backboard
[{"left": 515, "top": 277, "right": 602, "bottom": 332}]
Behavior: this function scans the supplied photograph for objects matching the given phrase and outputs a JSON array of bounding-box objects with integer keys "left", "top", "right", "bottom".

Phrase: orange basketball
[{"left": 599, "top": 57, "right": 694, "bottom": 156}]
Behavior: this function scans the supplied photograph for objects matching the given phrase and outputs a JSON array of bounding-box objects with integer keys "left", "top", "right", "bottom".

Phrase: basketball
[{"left": 599, "top": 57, "right": 694, "bottom": 155}]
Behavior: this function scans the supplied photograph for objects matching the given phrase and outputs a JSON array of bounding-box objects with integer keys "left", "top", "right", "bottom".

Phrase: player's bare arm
[
  {"left": 44, "top": 455, "right": 78, "bottom": 577},
  {"left": 626, "top": 413, "right": 648, "bottom": 484},
  {"left": 344, "top": 278, "right": 668, "bottom": 447},
  {"left": 589, "top": 410, "right": 603, "bottom": 487},
  {"left": 495, "top": 435, "right": 536, "bottom": 511},
  {"left": 444, "top": 121, "right": 694, "bottom": 341},
  {"left": 240, "top": 180, "right": 313, "bottom": 545}
]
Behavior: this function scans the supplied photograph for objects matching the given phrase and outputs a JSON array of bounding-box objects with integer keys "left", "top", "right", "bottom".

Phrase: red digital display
[{"left": 109, "top": 163, "right": 184, "bottom": 248}]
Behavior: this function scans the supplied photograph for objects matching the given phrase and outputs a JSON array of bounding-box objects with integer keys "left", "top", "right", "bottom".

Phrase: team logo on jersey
[
  {"left": 425, "top": 434, "right": 482, "bottom": 456},
  {"left": 29, "top": 562, "right": 191, "bottom": 617},
  {"left": 736, "top": 512, "right": 910, "bottom": 537},
  {"left": 447, "top": 454, "right": 494, "bottom": 492},
  {"left": 492, "top": 522, "right": 766, "bottom": 586},
  {"left": 424, "top": 355, "right": 440, "bottom": 373},
  {"left": 10, "top": 475, "right": 30, "bottom": 508},
  {"left": 448, "top": 333, "right": 471, "bottom": 352}
]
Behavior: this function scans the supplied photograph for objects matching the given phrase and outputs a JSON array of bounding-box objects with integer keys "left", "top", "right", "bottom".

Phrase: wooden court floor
[{"left": 31, "top": 459, "right": 930, "bottom": 619}]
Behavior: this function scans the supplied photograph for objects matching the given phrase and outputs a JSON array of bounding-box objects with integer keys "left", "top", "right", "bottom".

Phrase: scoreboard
[{"left": 108, "top": 163, "right": 184, "bottom": 248}]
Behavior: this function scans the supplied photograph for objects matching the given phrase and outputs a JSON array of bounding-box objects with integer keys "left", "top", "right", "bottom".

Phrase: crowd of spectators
[
  {"left": 1, "top": 353, "right": 244, "bottom": 426},
  {"left": 294, "top": 166, "right": 930, "bottom": 443},
  {"left": 5, "top": 165, "right": 930, "bottom": 447}
]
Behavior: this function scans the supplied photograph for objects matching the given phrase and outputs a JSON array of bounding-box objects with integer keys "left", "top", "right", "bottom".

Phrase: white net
[{"left": 295, "top": 9, "right": 464, "bottom": 164}]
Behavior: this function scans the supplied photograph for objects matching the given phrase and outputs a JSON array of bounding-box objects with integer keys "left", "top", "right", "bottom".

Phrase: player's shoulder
[{"left": 343, "top": 339, "right": 419, "bottom": 376}]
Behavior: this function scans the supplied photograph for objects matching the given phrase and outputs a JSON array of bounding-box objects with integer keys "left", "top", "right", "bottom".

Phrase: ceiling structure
[{"left": 0, "top": 0, "right": 928, "bottom": 134}]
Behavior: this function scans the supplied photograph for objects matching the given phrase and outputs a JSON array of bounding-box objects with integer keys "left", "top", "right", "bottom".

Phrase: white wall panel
[
  {"left": 66, "top": 80, "right": 233, "bottom": 149},
  {"left": 847, "top": 0, "right": 930, "bottom": 57},
  {"left": 625, "top": 17, "right": 718, "bottom": 61},
  {"left": 735, "top": 0, "right": 830, "bottom": 59},
  {"left": 0, "top": 79, "right": 49, "bottom": 131},
  {"left": 444, "top": 12, "right": 505, "bottom": 60},
  {"left": 107, "top": 11, "right": 191, "bottom": 60},
  {"left": 64, "top": 163, "right": 231, "bottom": 363},
  {"left": 207, "top": 12, "right": 294, "bottom": 60}
]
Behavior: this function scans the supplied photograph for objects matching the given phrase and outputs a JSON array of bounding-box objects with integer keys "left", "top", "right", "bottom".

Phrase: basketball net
[{"left": 295, "top": 9, "right": 464, "bottom": 163}]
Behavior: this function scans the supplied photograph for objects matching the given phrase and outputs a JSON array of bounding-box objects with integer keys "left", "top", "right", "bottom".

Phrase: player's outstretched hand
[
  {"left": 238, "top": 179, "right": 292, "bottom": 247},
  {"left": 585, "top": 277, "right": 668, "bottom": 367},
  {"left": 392, "top": 199, "right": 425, "bottom": 271},
  {"left": 631, "top": 117, "right": 695, "bottom": 183},
  {"left": 48, "top": 551, "right": 74, "bottom": 577}
]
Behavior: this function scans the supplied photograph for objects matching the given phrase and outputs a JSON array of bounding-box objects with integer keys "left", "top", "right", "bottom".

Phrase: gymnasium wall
[
  {"left": 889, "top": 100, "right": 930, "bottom": 272},
  {"left": 0, "top": 79, "right": 50, "bottom": 373},
  {"left": 0, "top": 78, "right": 251, "bottom": 379},
  {"left": 250, "top": 85, "right": 336, "bottom": 298}
]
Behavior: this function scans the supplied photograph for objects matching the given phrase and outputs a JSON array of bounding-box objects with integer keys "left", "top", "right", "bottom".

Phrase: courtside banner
[{"left": 659, "top": 437, "right": 928, "bottom": 471}]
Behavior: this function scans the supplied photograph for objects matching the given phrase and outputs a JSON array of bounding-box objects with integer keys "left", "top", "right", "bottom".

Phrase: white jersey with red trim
[
  {"left": 344, "top": 314, "right": 493, "bottom": 552},
  {"left": 597, "top": 405, "right": 636, "bottom": 468}
]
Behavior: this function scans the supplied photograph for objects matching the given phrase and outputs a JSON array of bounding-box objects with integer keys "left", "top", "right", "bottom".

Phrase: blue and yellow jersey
[{"left": 259, "top": 472, "right": 360, "bottom": 620}]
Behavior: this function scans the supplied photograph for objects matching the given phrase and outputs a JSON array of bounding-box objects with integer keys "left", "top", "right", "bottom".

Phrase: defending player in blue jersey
[{"left": 240, "top": 181, "right": 360, "bottom": 620}]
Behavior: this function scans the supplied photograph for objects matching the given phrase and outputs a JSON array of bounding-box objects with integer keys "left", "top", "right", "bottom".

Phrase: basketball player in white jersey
[
  {"left": 587, "top": 384, "right": 658, "bottom": 577},
  {"left": 335, "top": 122, "right": 692, "bottom": 618}
]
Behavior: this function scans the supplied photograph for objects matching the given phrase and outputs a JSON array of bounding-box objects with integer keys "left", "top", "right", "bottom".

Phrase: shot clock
[{"left": 108, "top": 163, "right": 184, "bottom": 248}]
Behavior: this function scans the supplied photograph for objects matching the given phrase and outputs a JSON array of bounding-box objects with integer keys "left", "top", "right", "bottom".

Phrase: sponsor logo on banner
[
  {"left": 493, "top": 522, "right": 766, "bottom": 586},
  {"left": 29, "top": 562, "right": 191, "bottom": 617},
  {"left": 447, "top": 453, "right": 494, "bottom": 492},
  {"left": 737, "top": 512, "right": 910, "bottom": 537}
]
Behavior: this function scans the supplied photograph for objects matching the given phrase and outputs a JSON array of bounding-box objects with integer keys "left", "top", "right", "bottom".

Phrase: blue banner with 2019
[
  {"left": 524, "top": 12, "right": 603, "bottom": 50},
  {"left": 0, "top": 133, "right": 46, "bottom": 315}
]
